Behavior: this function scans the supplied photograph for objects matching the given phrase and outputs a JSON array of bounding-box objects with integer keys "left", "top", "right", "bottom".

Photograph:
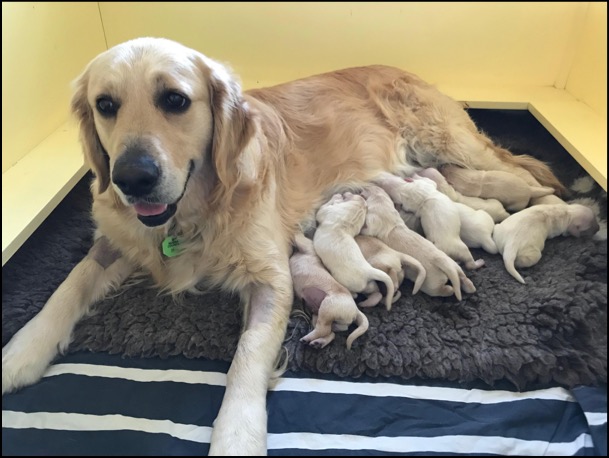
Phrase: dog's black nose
[{"left": 112, "top": 151, "right": 160, "bottom": 197}]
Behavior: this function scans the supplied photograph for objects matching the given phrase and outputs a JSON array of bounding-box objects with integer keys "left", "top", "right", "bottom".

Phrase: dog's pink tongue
[{"left": 133, "top": 202, "right": 168, "bottom": 216}]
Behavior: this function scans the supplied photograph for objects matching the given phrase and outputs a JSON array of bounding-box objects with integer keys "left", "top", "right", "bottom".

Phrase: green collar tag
[{"left": 162, "top": 236, "right": 183, "bottom": 257}]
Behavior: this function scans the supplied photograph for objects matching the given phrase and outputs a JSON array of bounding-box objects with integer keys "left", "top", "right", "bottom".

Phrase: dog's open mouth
[
  {"left": 133, "top": 161, "right": 194, "bottom": 227},
  {"left": 135, "top": 202, "right": 178, "bottom": 227}
]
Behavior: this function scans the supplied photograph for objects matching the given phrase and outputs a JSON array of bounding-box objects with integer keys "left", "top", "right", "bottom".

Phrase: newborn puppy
[
  {"left": 355, "top": 235, "right": 427, "bottom": 302},
  {"left": 360, "top": 185, "right": 476, "bottom": 300},
  {"left": 374, "top": 172, "right": 484, "bottom": 270},
  {"left": 314, "top": 192, "right": 396, "bottom": 310},
  {"left": 441, "top": 165, "right": 555, "bottom": 211},
  {"left": 454, "top": 202, "right": 498, "bottom": 254},
  {"left": 417, "top": 167, "right": 510, "bottom": 222},
  {"left": 493, "top": 203, "right": 599, "bottom": 283},
  {"left": 290, "top": 232, "right": 369, "bottom": 349}
]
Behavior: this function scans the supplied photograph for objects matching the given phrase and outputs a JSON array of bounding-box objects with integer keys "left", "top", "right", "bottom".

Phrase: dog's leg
[
  {"left": 2, "top": 237, "right": 132, "bottom": 394},
  {"left": 209, "top": 272, "right": 292, "bottom": 456}
]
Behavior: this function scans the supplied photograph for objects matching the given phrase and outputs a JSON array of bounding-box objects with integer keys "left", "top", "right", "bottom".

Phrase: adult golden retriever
[{"left": 2, "top": 37, "right": 564, "bottom": 455}]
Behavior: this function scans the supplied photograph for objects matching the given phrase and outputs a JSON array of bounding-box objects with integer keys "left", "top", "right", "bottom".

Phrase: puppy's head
[
  {"left": 566, "top": 204, "right": 599, "bottom": 237},
  {"left": 71, "top": 37, "right": 256, "bottom": 227},
  {"left": 360, "top": 185, "right": 393, "bottom": 210},
  {"left": 316, "top": 193, "right": 366, "bottom": 228}
]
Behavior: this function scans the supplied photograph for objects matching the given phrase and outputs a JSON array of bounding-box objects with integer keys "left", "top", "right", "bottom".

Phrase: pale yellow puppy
[
  {"left": 441, "top": 165, "right": 555, "bottom": 212},
  {"left": 290, "top": 233, "right": 369, "bottom": 350},
  {"left": 355, "top": 235, "right": 427, "bottom": 303},
  {"left": 360, "top": 185, "right": 476, "bottom": 300},
  {"left": 314, "top": 193, "right": 396, "bottom": 310},
  {"left": 417, "top": 167, "right": 509, "bottom": 223},
  {"left": 373, "top": 172, "right": 484, "bottom": 270},
  {"left": 493, "top": 203, "right": 599, "bottom": 283}
]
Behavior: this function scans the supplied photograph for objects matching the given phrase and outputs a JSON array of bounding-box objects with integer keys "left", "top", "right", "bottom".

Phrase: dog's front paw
[
  {"left": 209, "top": 399, "right": 267, "bottom": 455},
  {"left": 2, "top": 319, "right": 63, "bottom": 395}
]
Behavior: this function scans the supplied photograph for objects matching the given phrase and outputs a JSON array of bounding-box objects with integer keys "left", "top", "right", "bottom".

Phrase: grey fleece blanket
[{"left": 2, "top": 110, "right": 607, "bottom": 390}]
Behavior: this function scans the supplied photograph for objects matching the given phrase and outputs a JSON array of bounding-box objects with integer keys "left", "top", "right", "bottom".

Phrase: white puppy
[
  {"left": 417, "top": 167, "right": 510, "bottom": 222},
  {"left": 454, "top": 203, "right": 498, "bottom": 254},
  {"left": 314, "top": 193, "right": 396, "bottom": 310},
  {"left": 360, "top": 185, "right": 476, "bottom": 300},
  {"left": 290, "top": 233, "right": 369, "bottom": 349},
  {"left": 493, "top": 203, "right": 600, "bottom": 283},
  {"left": 397, "top": 201, "right": 497, "bottom": 254},
  {"left": 355, "top": 235, "right": 427, "bottom": 302},
  {"left": 374, "top": 172, "right": 484, "bottom": 270},
  {"left": 441, "top": 165, "right": 555, "bottom": 212}
]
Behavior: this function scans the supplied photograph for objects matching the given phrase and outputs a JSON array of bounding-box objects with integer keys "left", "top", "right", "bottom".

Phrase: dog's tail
[
  {"left": 501, "top": 242, "right": 525, "bottom": 284},
  {"left": 293, "top": 232, "right": 315, "bottom": 255},
  {"left": 398, "top": 253, "right": 426, "bottom": 295},
  {"left": 368, "top": 268, "right": 396, "bottom": 311},
  {"left": 346, "top": 310, "right": 370, "bottom": 350},
  {"left": 529, "top": 185, "right": 555, "bottom": 199},
  {"left": 481, "top": 236, "right": 498, "bottom": 254}
]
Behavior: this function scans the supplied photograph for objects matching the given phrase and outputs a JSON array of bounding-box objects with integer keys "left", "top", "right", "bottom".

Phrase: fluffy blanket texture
[{"left": 2, "top": 110, "right": 606, "bottom": 389}]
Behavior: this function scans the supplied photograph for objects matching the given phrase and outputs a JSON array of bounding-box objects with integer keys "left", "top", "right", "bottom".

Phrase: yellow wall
[
  {"left": 99, "top": 2, "right": 582, "bottom": 89},
  {"left": 2, "top": 1, "right": 605, "bottom": 174},
  {"left": 565, "top": 2, "right": 607, "bottom": 118},
  {"left": 1, "top": 2, "right": 106, "bottom": 173}
]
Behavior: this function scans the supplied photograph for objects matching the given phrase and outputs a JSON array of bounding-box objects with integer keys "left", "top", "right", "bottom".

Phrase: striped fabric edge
[
  {"left": 2, "top": 411, "right": 594, "bottom": 455},
  {"left": 584, "top": 412, "right": 607, "bottom": 426},
  {"left": 43, "top": 363, "right": 576, "bottom": 404}
]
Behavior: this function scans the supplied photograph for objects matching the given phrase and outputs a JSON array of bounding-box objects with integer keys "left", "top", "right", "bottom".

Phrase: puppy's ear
[
  {"left": 204, "top": 58, "right": 258, "bottom": 191},
  {"left": 71, "top": 68, "right": 110, "bottom": 194}
]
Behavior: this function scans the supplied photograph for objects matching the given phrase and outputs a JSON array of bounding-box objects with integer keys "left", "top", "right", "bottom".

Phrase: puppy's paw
[
  {"left": 465, "top": 259, "right": 485, "bottom": 270},
  {"left": 357, "top": 291, "right": 382, "bottom": 307},
  {"left": 315, "top": 336, "right": 335, "bottom": 348}
]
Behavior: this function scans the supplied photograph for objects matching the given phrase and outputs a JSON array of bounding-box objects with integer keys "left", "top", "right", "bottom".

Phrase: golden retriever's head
[{"left": 71, "top": 37, "right": 256, "bottom": 227}]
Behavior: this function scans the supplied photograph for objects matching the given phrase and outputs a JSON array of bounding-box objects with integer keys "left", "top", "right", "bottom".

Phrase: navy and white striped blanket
[{"left": 2, "top": 352, "right": 606, "bottom": 456}]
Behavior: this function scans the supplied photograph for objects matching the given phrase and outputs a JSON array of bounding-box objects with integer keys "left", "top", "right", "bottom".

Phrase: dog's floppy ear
[
  {"left": 71, "top": 67, "right": 110, "bottom": 194},
  {"left": 203, "top": 58, "right": 258, "bottom": 193}
]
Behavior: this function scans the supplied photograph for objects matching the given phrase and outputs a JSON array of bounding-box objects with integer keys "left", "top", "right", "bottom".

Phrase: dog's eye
[
  {"left": 160, "top": 92, "right": 191, "bottom": 113},
  {"left": 96, "top": 97, "right": 119, "bottom": 117}
]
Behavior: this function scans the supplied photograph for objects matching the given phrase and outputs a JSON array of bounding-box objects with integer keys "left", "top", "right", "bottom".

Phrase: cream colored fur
[
  {"left": 493, "top": 204, "right": 599, "bottom": 283},
  {"left": 360, "top": 185, "right": 476, "bottom": 300},
  {"left": 454, "top": 203, "right": 498, "bottom": 254},
  {"left": 2, "top": 37, "right": 564, "bottom": 455},
  {"left": 355, "top": 235, "right": 426, "bottom": 299},
  {"left": 417, "top": 167, "right": 509, "bottom": 223},
  {"left": 374, "top": 172, "right": 484, "bottom": 270},
  {"left": 441, "top": 166, "right": 555, "bottom": 212},
  {"left": 314, "top": 193, "right": 396, "bottom": 310},
  {"left": 290, "top": 233, "right": 368, "bottom": 350}
]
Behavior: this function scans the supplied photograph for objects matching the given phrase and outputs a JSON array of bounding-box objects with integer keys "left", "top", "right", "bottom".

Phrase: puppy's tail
[
  {"left": 481, "top": 237, "right": 498, "bottom": 254},
  {"left": 368, "top": 268, "right": 396, "bottom": 311},
  {"left": 346, "top": 311, "right": 369, "bottom": 350},
  {"left": 529, "top": 185, "right": 555, "bottom": 199},
  {"left": 490, "top": 145, "right": 566, "bottom": 196},
  {"left": 293, "top": 232, "right": 315, "bottom": 255},
  {"left": 502, "top": 242, "right": 525, "bottom": 284},
  {"left": 399, "top": 253, "right": 426, "bottom": 295}
]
